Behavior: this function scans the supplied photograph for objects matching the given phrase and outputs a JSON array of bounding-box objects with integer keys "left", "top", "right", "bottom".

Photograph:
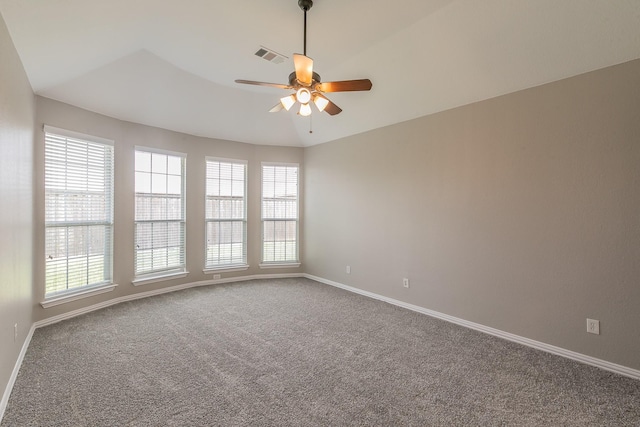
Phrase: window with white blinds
[
  {"left": 205, "top": 159, "right": 247, "bottom": 269},
  {"left": 134, "top": 149, "right": 186, "bottom": 278},
  {"left": 261, "top": 163, "right": 299, "bottom": 264},
  {"left": 44, "top": 128, "right": 114, "bottom": 297}
]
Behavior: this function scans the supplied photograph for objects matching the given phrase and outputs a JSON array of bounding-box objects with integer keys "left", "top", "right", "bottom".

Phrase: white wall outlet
[
  {"left": 587, "top": 318, "right": 600, "bottom": 335},
  {"left": 213, "top": 274, "right": 221, "bottom": 280},
  {"left": 346, "top": 266, "right": 351, "bottom": 274},
  {"left": 14, "top": 323, "right": 18, "bottom": 342},
  {"left": 403, "top": 278, "right": 410, "bottom": 288}
]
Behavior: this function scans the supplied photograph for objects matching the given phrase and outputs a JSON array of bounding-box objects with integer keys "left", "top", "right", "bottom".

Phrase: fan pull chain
[{"left": 309, "top": 114, "right": 313, "bottom": 134}]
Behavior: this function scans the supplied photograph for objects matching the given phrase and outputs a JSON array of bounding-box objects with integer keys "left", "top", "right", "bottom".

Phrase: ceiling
[{"left": 1, "top": 0, "right": 639, "bottom": 147}]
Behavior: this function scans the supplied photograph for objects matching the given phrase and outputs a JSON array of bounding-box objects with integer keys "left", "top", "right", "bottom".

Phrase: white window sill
[
  {"left": 259, "top": 262, "right": 301, "bottom": 269},
  {"left": 41, "top": 283, "right": 118, "bottom": 308},
  {"left": 203, "top": 264, "right": 249, "bottom": 274},
  {"left": 132, "top": 271, "right": 189, "bottom": 287}
]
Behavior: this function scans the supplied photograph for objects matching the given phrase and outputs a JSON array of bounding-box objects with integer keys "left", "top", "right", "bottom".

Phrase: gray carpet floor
[{"left": 2, "top": 278, "right": 640, "bottom": 426}]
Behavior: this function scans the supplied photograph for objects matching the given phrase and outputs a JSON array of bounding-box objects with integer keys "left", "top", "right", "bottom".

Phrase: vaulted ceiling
[{"left": 1, "top": 0, "right": 639, "bottom": 146}]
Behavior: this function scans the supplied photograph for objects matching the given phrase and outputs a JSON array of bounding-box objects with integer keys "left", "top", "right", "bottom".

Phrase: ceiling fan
[{"left": 235, "top": 0, "right": 372, "bottom": 116}]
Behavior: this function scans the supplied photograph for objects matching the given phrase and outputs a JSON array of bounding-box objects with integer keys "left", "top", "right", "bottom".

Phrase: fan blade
[
  {"left": 235, "top": 80, "right": 292, "bottom": 90},
  {"left": 316, "top": 94, "right": 342, "bottom": 115},
  {"left": 317, "top": 79, "right": 372, "bottom": 92},
  {"left": 269, "top": 103, "right": 284, "bottom": 113},
  {"left": 323, "top": 101, "right": 342, "bottom": 116},
  {"left": 293, "top": 54, "right": 314, "bottom": 86}
]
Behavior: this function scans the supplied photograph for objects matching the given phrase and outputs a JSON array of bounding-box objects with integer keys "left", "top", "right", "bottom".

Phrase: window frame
[
  {"left": 42, "top": 125, "right": 116, "bottom": 303},
  {"left": 260, "top": 162, "right": 301, "bottom": 268},
  {"left": 133, "top": 146, "right": 188, "bottom": 284},
  {"left": 203, "top": 157, "right": 249, "bottom": 273}
]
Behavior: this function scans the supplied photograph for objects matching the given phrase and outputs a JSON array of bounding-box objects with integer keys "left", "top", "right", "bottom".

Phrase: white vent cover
[{"left": 255, "top": 46, "right": 287, "bottom": 64}]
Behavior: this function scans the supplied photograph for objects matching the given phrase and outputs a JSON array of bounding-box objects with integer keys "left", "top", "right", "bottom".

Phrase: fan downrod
[{"left": 298, "top": 0, "right": 313, "bottom": 11}]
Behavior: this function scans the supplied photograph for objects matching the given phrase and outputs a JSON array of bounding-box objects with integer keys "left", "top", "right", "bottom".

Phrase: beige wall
[
  {"left": 3, "top": 25, "right": 638, "bottom": 393},
  {"left": 0, "top": 14, "right": 35, "bottom": 402},
  {"left": 304, "top": 59, "right": 640, "bottom": 370},
  {"left": 34, "top": 97, "right": 304, "bottom": 322}
]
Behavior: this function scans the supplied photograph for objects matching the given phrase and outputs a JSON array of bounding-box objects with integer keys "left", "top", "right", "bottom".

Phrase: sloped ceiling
[{"left": 1, "top": 0, "right": 639, "bottom": 146}]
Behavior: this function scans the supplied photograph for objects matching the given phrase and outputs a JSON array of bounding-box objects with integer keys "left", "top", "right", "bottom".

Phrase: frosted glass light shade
[
  {"left": 313, "top": 95, "right": 329, "bottom": 112},
  {"left": 296, "top": 88, "right": 311, "bottom": 104},
  {"left": 280, "top": 94, "right": 296, "bottom": 111},
  {"left": 299, "top": 103, "right": 312, "bottom": 116}
]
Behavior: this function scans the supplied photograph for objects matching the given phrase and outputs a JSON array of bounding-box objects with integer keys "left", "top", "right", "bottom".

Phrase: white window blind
[
  {"left": 205, "top": 159, "right": 247, "bottom": 268},
  {"left": 262, "top": 164, "right": 299, "bottom": 263},
  {"left": 44, "top": 128, "right": 114, "bottom": 296},
  {"left": 134, "top": 149, "right": 186, "bottom": 277}
]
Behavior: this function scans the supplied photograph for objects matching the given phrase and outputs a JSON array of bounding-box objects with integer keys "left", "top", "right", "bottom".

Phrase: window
[
  {"left": 134, "top": 148, "right": 186, "bottom": 279},
  {"left": 205, "top": 159, "right": 247, "bottom": 269},
  {"left": 261, "top": 163, "right": 299, "bottom": 265},
  {"left": 44, "top": 127, "right": 114, "bottom": 297}
]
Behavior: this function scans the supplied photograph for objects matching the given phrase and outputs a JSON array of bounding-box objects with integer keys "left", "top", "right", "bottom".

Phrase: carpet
[{"left": 2, "top": 278, "right": 639, "bottom": 426}]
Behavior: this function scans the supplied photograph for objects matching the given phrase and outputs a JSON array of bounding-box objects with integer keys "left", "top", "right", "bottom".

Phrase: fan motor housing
[{"left": 289, "top": 71, "right": 321, "bottom": 87}]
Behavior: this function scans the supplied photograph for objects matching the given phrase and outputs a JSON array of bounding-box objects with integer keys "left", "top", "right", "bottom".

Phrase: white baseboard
[
  {"left": 304, "top": 274, "right": 640, "bottom": 381},
  {"left": 0, "top": 324, "right": 36, "bottom": 424},
  {"left": 4, "top": 271, "right": 637, "bottom": 422},
  {"left": 35, "top": 272, "right": 304, "bottom": 328},
  {"left": 2, "top": 272, "right": 304, "bottom": 422}
]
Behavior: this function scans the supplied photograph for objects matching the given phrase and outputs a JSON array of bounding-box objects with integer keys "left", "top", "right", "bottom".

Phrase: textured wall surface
[
  {"left": 304, "top": 59, "right": 640, "bottom": 370},
  {"left": 0, "top": 13, "right": 35, "bottom": 407}
]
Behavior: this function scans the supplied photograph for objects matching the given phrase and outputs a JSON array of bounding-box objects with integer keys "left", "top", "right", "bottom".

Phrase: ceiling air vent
[{"left": 255, "top": 46, "right": 288, "bottom": 64}]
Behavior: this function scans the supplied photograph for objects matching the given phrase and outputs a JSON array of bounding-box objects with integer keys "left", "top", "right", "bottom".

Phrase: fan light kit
[{"left": 235, "top": 0, "right": 372, "bottom": 117}]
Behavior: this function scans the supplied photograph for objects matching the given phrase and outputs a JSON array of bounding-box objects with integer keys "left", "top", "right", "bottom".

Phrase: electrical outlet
[
  {"left": 346, "top": 266, "right": 351, "bottom": 274},
  {"left": 14, "top": 323, "right": 17, "bottom": 342},
  {"left": 403, "top": 278, "right": 410, "bottom": 288},
  {"left": 587, "top": 318, "right": 600, "bottom": 335},
  {"left": 213, "top": 274, "right": 221, "bottom": 280}
]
